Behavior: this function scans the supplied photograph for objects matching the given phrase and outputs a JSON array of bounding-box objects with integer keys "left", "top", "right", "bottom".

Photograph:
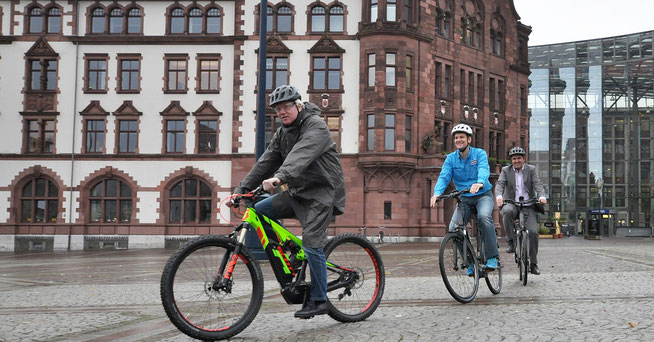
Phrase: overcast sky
[{"left": 512, "top": 0, "right": 654, "bottom": 46}]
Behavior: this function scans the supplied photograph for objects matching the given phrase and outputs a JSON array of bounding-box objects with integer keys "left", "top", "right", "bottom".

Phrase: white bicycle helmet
[{"left": 451, "top": 123, "right": 473, "bottom": 136}]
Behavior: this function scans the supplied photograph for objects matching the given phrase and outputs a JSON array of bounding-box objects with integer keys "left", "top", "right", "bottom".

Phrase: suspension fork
[{"left": 215, "top": 224, "right": 250, "bottom": 287}]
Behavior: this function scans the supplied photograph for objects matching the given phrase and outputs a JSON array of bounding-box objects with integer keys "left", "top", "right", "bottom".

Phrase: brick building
[{"left": 0, "top": 0, "right": 529, "bottom": 252}]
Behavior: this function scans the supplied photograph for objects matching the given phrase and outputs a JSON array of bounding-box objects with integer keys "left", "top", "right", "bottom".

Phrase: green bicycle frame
[{"left": 240, "top": 207, "right": 308, "bottom": 284}]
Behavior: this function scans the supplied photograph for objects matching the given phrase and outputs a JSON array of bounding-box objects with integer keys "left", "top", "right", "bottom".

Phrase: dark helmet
[
  {"left": 269, "top": 85, "right": 301, "bottom": 107},
  {"left": 508, "top": 146, "right": 526, "bottom": 157}
]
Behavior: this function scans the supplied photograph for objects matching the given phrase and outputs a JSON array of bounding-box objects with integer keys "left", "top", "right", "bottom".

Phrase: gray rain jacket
[{"left": 235, "top": 102, "right": 345, "bottom": 248}]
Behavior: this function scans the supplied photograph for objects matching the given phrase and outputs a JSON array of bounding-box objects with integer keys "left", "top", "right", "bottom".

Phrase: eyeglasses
[{"left": 273, "top": 102, "right": 296, "bottom": 114}]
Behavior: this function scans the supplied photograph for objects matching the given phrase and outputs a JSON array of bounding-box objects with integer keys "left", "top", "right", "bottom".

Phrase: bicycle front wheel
[
  {"left": 439, "top": 233, "right": 479, "bottom": 304},
  {"left": 484, "top": 253, "right": 502, "bottom": 294},
  {"left": 160, "top": 235, "right": 263, "bottom": 341},
  {"left": 324, "top": 233, "right": 385, "bottom": 322},
  {"left": 517, "top": 234, "right": 524, "bottom": 281},
  {"left": 521, "top": 233, "right": 529, "bottom": 286}
]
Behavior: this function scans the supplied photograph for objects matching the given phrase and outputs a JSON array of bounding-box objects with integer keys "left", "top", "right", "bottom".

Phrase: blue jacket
[{"left": 433, "top": 147, "right": 493, "bottom": 197}]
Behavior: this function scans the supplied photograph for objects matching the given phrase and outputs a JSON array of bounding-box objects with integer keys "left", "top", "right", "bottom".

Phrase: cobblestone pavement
[{"left": 1, "top": 236, "right": 653, "bottom": 341}]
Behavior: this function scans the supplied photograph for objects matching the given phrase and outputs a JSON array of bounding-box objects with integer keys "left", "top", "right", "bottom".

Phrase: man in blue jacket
[{"left": 430, "top": 123, "right": 499, "bottom": 270}]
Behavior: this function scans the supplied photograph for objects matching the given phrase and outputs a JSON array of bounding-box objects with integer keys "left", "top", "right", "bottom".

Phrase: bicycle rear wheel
[
  {"left": 160, "top": 235, "right": 263, "bottom": 341},
  {"left": 439, "top": 233, "right": 479, "bottom": 304},
  {"left": 521, "top": 233, "right": 529, "bottom": 286},
  {"left": 324, "top": 233, "right": 385, "bottom": 322}
]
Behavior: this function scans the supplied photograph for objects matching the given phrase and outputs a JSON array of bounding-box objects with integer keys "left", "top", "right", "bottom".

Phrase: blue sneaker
[
  {"left": 486, "top": 257, "right": 498, "bottom": 269},
  {"left": 466, "top": 266, "right": 474, "bottom": 277}
]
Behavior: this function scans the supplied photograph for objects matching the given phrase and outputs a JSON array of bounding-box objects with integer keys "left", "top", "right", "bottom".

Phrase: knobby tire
[
  {"left": 160, "top": 235, "right": 263, "bottom": 341},
  {"left": 324, "top": 233, "right": 385, "bottom": 322}
]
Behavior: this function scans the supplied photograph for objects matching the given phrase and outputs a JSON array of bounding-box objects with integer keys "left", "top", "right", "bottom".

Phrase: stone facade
[{"left": 0, "top": 0, "right": 529, "bottom": 251}]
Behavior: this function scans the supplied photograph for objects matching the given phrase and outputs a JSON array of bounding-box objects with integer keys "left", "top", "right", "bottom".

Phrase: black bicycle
[
  {"left": 437, "top": 189, "right": 502, "bottom": 303},
  {"left": 504, "top": 198, "right": 538, "bottom": 286},
  {"left": 160, "top": 185, "right": 385, "bottom": 340}
]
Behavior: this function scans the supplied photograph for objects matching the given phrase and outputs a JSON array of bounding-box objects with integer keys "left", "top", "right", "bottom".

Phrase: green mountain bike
[{"left": 160, "top": 185, "right": 385, "bottom": 341}]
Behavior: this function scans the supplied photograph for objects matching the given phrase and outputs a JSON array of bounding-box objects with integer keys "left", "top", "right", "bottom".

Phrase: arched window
[
  {"left": 277, "top": 6, "right": 292, "bottom": 33},
  {"left": 29, "top": 7, "right": 43, "bottom": 33},
  {"left": 266, "top": 6, "right": 274, "bottom": 32},
  {"left": 89, "top": 179, "right": 132, "bottom": 223},
  {"left": 311, "top": 6, "right": 325, "bottom": 33},
  {"left": 168, "top": 178, "right": 212, "bottom": 223},
  {"left": 109, "top": 8, "right": 123, "bottom": 34},
  {"left": 47, "top": 7, "right": 61, "bottom": 33},
  {"left": 91, "top": 8, "right": 105, "bottom": 33},
  {"left": 474, "top": 23, "right": 482, "bottom": 48},
  {"left": 329, "top": 6, "right": 344, "bottom": 32},
  {"left": 189, "top": 8, "right": 202, "bottom": 34},
  {"left": 170, "top": 8, "right": 184, "bottom": 34},
  {"left": 21, "top": 178, "right": 58, "bottom": 223},
  {"left": 490, "top": 14, "right": 505, "bottom": 56},
  {"left": 127, "top": 8, "right": 142, "bottom": 34},
  {"left": 461, "top": 17, "right": 474, "bottom": 46},
  {"left": 492, "top": 30, "right": 503, "bottom": 55},
  {"left": 436, "top": 9, "right": 451, "bottom": 38},
  {"left": 207, "top": 7, "right": 221, "bottom": 33}
]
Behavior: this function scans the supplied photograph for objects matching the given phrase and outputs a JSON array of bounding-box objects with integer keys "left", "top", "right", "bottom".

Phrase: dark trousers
[
  {"left": 501, "top": 204, "right": 539, "bottom": 265},
  {"left": 255, "top": 194, "right": 328, "bottom": 302}
]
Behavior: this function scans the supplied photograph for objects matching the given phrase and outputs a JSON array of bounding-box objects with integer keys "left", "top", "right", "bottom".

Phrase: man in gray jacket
[
  {"left": 495, "top": 147, "right": 547, "bottom": 275},
  {"left": 234, "top": 85, "right": 345, "bottom": 318}
]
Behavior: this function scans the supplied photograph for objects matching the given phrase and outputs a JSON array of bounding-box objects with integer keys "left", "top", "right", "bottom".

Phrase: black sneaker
[{"left": 294, "top": 300, "right": 329, "bottom": 319}]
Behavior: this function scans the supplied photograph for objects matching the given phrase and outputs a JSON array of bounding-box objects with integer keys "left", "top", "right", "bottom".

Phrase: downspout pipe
[{"left": 67, "top": 2, "right": 80, "bottom": 251}]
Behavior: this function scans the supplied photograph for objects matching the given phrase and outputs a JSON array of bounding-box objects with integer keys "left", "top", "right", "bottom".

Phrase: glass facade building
[{"left": 529, "top": 31, "right": 654, "bottom": 234}]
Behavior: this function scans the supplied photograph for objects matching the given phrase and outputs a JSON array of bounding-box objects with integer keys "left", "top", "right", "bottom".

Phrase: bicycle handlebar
[
  {"left": 435, "top": 188, "right": 470, "bottom": 202},
  {"left": 503, "top": 198, "right": 539, "bottom": 207},
  {"left": 227, "top": 185, "right": 266, "bottom": 208}
]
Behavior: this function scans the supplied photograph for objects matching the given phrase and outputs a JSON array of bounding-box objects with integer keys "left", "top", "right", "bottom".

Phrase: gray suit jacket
[{"left": 495, "top": 164, "right": 546, "bottom": 201}]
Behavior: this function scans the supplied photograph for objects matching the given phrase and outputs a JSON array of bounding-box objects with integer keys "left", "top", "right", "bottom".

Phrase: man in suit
[{"left": 495, "top": 147, "right": 547, "bottom": 275}]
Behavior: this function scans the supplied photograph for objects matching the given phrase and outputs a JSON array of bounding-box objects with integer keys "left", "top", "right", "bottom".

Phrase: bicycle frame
[
  {"left": 442, "top": 189, "right": 494, "bottom": 275},
  {"left": 439, "top": 189, "right": 475, "bottom": 272},
  {"left": 504, "top": 198, "right": 537, "bottom": 264},
  {"left": 221, "top": 191, "right": 355, "bottom": 305}
]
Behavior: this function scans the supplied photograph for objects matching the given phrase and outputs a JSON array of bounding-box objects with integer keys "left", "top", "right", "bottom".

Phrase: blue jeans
[
  {"left": 448, "top": 191, "right": 499, "bottom": 260},
  {"left": 254, "top": 195, "right": 328, "bottom": 302}
]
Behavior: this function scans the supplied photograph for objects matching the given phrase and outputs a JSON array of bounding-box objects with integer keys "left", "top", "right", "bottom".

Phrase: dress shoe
[{"left": 530, "top": 264, "right": 540, "bottom": 275}]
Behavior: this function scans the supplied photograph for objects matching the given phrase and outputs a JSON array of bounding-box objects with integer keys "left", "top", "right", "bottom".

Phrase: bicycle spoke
[
  {"left": 439, "top": 234, "right": 478, "bottom": 303},
  {"left": 161, "top": 237, "right": 262, "bottom": 340},
  {"left": 326, "top": 235, "right": 384, "bottom": 322}
]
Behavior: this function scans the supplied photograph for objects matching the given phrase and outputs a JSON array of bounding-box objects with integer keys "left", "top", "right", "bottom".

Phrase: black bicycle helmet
[
  {"left": 508, "top": 146, "right": 526, "bottom": 157},
  {"left": 269, "top": 85, "right": 301, "bottom": 107}
]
